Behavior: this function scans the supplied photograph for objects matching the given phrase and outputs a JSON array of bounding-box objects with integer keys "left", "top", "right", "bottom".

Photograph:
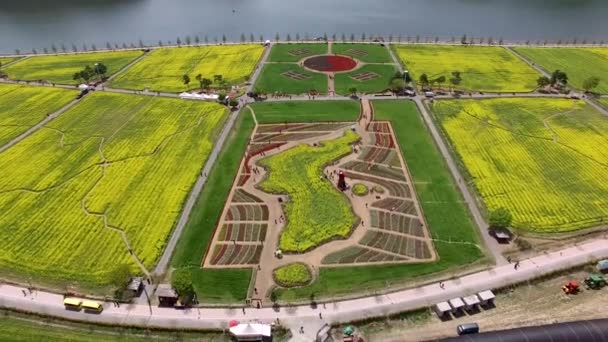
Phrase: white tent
[
  {"left": 78, "top": 84, "right": 89, "bottom": 90},
  {"left": 229, "top": 323, "right": 271, "bottom": 341},
  {"left": 179, "top": 92, "right": 219, "bottom": 101}
]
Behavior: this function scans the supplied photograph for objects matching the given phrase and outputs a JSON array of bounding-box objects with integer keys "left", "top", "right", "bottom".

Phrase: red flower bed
[{"left": 304, "top": 55, "right": 357, "bottom": 72}]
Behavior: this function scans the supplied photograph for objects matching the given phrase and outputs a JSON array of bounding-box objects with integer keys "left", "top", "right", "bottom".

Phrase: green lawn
[
  {"left": 332, "top": 43, "right": 393, "bottom": 63},
  {"left": 171, "top": 110, "right": 255, "bottom": 303},
  {"left": 250, "top": 101, "right": 360, "bottom": 123},
  {"left": 255, "top": 63, "right": 327, "bottom": 95},
  {"left": 334, "top": 64, "right": 398, "bottom": 95},
  {"left": 393, "top": 45, "right": 540, "bottom": 92},
  {"left": 0, "top": 57, "right": 21, "bottom": 66},
  {"left": 4, "top": 51, "right": 143, "bottom": 84},
  {"left": 514, "top": 47, "right": 608, "bottom": 94},
  {"left": 0, "top": 310, "right": 228, "bottom": 341},
  {"left": 274, "top": 100, "right": 483, "bottom": 301},
  {"left": 268, "top": 43, "right": 328, "bottom": 62}
]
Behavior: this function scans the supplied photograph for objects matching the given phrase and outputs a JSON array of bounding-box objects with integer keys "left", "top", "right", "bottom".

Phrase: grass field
[
  {"left": 0, "top": 309, "right": 228, "bottom": 342},
  {"left": 4, "top": 51, "right": 143, "bottom": 84},
  {"left": 110, "top": 45, "right": 263, "bottom": 92},
  {"left": 0, "top": 84, "right": 76, "bottom": 145},
  {"left": 258, "top": 130, "right": 359, "bottom": 252},
  {"left": 432, "top": 98, "right": 608, "bottom": 232},
  {"left": 249, "top": 101, "right": 360, "bottom": 123},
  {"left": 0, "top": 92, "right": 227, "bottom": 290},
  {"left": 275, "top": 100, "right": 483, "bottom": 301},
  {"left": 254, "top": 63, "right": 327, "bottom": 95},
  {"left": 334, "top": 64, "right": 398, "bottom": 95},
  {"left": 332, "top": 43, "right": 393, "bottom": 63},
  {"left": 600, "top": 98, "right": 608, "bottom": 109},
  {"left": 273, "top": 263, "right": 312, "bottom": 287},
  {"left": 171, "top": 110, "right": 255, "bottom": 303},
  {"left": 268, "top": 43, "right": 328, "bottom": 62},
  {"left": 393, "top": 45, "right": 539, "bottom": 92},
  {"left": 514, "top": 47, "right": 608, "bottom": 94}
]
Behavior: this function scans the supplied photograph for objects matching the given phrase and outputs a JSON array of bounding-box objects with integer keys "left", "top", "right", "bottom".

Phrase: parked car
[
  {"left": 424, "top": 91, "right": 435, "bottom": 98},
  {"left": 457, "top": 323, "right": 479, "bottom": 335}
]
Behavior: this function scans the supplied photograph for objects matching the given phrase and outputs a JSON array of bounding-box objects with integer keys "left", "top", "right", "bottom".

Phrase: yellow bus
[
  {"left": 81, "top": 300, "right": 103, "bottom": 313},
  {"left": 63, "top": 298, "right": 82, "bottom": 311}
]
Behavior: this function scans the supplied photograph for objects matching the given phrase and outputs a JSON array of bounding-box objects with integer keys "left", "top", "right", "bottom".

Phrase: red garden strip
[{"left": 303, "top": 55, "right": 357, "bottom": 72}]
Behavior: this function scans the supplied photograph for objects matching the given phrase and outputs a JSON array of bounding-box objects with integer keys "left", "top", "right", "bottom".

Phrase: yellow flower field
[
  {"left": 433, "top": 98, "right": 608, "bottom": 232},
  {"left": 0, "top": 92, "right": 227, "bottom": 289},
  {"left": 3, "top": 51, "right": 143, "bottom": 84},
  {"left": 110, "top": 45, "right": 264, "bottom": 92},
  {"left": 393, "top": 45, "right": 540, "bottom": 92},
  {"left": 514, "top": 47, "right": 608, "bottom": 94},
  {"left": 0, "top": 57, "right": 20, "bottom": 66},
  {"left": 0, "top": 84, "right": 76, "bottom": 145}
]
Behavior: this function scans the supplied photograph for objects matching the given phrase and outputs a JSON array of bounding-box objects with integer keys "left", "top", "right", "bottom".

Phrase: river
[{"left": 0, "top": 0, "right": 607, "bottom": 54}]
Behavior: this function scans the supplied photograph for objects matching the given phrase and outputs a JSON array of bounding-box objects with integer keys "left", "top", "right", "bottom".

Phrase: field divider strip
[
  {"left": 366, "top": 227, "right": 433, "bottom": 242},
  {"left": 106, "top": 50, "right": 152, "bottom": 82}
]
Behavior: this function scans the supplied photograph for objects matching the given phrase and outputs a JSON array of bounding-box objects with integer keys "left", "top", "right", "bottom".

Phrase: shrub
[{"left": 352, "top": 183, "right": 369, "bottom": 196}]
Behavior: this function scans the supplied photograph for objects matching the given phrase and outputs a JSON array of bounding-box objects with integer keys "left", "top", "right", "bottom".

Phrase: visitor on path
[
  {"left": 514, "top": 261, "right": 520, "bottom": 270},
  {"left": 439, "top": 282, "right": 445, "bottom": 289},
  {"left": 319, "top": 312, "right": 322, "bottom": 319},
  {"left": 254, "top": 288, "right": 258, "bottom": 294},
  {"left": 242, "top": 308, "right": 246, "bottom": 314},
  {"left": 507, "top": 256, "right": 511, "bottom": 263},
  {"left": 300, "top": 326, "right": 304, "bottom": 334}
]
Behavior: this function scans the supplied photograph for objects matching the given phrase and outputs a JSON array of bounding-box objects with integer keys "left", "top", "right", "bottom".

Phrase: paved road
[{"left": 1, "top": 239, "right": 606, "bottom": 340}]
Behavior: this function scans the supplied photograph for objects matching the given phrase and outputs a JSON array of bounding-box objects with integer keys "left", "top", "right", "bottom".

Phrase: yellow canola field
[
  {"left": 0, "top": 92, "right": 227, "bottom": 289},
  {"left": 433, "top": 98, "right": 608, "bottom": 232},
  {"left": 394, "top": 45, "right": 540, "bottom": 92},
  {"left": 0, "top": 84, "right": 76, "bottom": 145},
  {"left": 110, "top": 45, "right": 264, "bottom": 92}
]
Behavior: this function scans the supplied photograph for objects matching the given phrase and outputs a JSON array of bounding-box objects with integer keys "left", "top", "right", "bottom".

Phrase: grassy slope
[
  {"left": 0, "top": 57, "right": 21, "bottom": 65},
  {"left": 393, "top": 45, "right": 539, "bottom": 92},
  {"left": 0, "top": 310, "right": 227, "bottom": 342},
  {"left": 110, "top": 45, "right": 263, "bottom": 92},
  {"left": 334, "top": 64, "right": 398, "bottom": 95},
  {"left": 4, "top": 51, "right": 143, "bottom": 84},
  {"left": 268, "top": 43, "right": 328, "bottom": 62},
  {"left": 254, "top": 63, "right": 327, "bottom": 95},
  {"left": 171, "top": 110, "right": 255, "bottom": 303},
  {"left": 275, "top": 100, "right": 483, "bottom": 301},
  {"left": 431, "top": 98, "right": 608, "bottom": 231},
  {"left": 332, "top": 43, "right": 393, "bottom": 63},
  {"left": 514, "top": 47, "right": 608, "bottom": 94},
  {"left": 250, "top": 100, "right": 360, "bottom": 123}
]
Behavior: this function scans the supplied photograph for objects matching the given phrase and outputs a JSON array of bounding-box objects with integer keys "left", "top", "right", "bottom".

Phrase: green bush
[
  {"left": 352, "top": 183, "right": 369, "bottom": 196},
  {"left": 273, "top": 263, "right": 312, "bottom": 288}
]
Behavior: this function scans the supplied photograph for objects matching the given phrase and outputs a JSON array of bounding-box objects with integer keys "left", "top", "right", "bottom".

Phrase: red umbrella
[{"left": 229, "top": 320, "right": 239, "bottom": 328}]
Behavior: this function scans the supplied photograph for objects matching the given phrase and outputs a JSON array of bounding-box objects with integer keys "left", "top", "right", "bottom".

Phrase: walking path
[
  {"left": 0, "top": 238, "right": 605, "bottom": 341},
  {"left": 106, "top": 50, "right": 151, "bottom": 81}
]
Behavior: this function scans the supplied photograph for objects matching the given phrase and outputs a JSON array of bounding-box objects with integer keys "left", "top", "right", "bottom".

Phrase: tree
[
  {"left": 182, "top": 74, "right": 190, "bottom": 89},
  {"left": 489, "top": 207, "right": 513, "bottom": 229},
  {"left": 348, "top": 87, "right": 357, "bottom": 97},
  {"left": 350, "top": 33, "right": 355, "bottom": 43},
  {"left": 415, "top": 35, "right": 420, "bottom": 43},
  {"left": 106, "top": 42, "right": 112, "bottom": 50},
  {"left": 91, "top": 44, "right": 97, "bottom": 51},
  {"left": 418, "top": 73, "right": 429, "bottom": 88},
  {"left": 536, "top": 76, "right": 551, "bottom": 88},
  {"left": 61, "top": 44, "right": 66, "bottom": 53},
  {"left": 435, "top": 36, "right": 439, "bottom": 44},
  {"left": 550, "top": 69, "right": 568, "bottom": 86},
  {"left": 341, "top": 33, "right": 346, "bottom": 43},
  {"left": 205, "top": 35, "right": 209, "bottom": 44},
  {"left": 323, "top": 32, "right": 328, "bottom": 41},
  {"left": 195, "top": 74, "right": 203, "bottom": 90},
  {"left": 240, "top": 33, "right": 246, "bottom": 43},
  {"left": 461, "top": 34, "right": 467, "bottom": 45},
  {"left": 250, "top": 33, "right": 255, "bottom": 43},
  {"left": 122, "top": 43, "right": 128, "bottom": 49},
  {"left": 195, "top": 35, "right": 200, "bottom": 45},
  {"left": 259, "top": 34, "right": 264, "bottom": 43},
  {"left": 296, "top": 33, "right": 301, "bottom": 41},
  {"left": 229, "top": 99, "right": 239, "bottom": 108},
  {"left": 109, "top": 264, "right": 132, "bottom": 289},
  {"left": 213, "top": 74, "right": 223, "bottom": 85},
  {"left": 32, "top": 49, "right": 38, "bottom": 55},
  {"left": 158, "top": 40, "right": 163, "bottom": 47},
  {"left": 185, "top": 36, "right": 191, "bottom": 45},
  {"left": 222, "top": 34, "right": 227, "bottom": 43},
  {"left": 72, "top": 44, "right": 78, "bottom": 52},
  {"left": 286, "top": 34, "right": 291, "bottom": 42},
  {"left": 582, "top": 76, "right": 600, "bottom": 92},
  {"left": 95, "top": 63, "right": 108, "bottom": 79},
  {"left": 15, "top": 49, "right": 21, "bottom": 55},
  {"left": 176, "top": 37, "right": 182, "bottom": 46},
  {"left": 201, "top": 78, "right": 213, "bottom": 90},
  {"left": 362, "top": 32, "right": 367, "bottom": 42},
  {"left": 450, "top": 71, "right": 462, "bottom": 91},
  {"left": 498, "top": 37, "right": 503, "bottom": 45},
  {"left": 390, "top": 78, "right": 406, "bottom": 94},
  {"left": 434, "top": 75, "right": 446, "bottom": 89},
  {"left": 138, "top": 39, "right": 144, "bottom": 48},
  {"left": 43, "top": 47, "right": 49, "bottom": 54},
  {"left": 332, "top": 33, "right": 336, "bottom": 42},
  {"left": 388, "top": 34, "right": 393, "bottom": 43},
  {"left": 275, "top": 32, "right": 280, "bottom": 42},
  {"left": 51, "top": 44, "right": 57, "bottom": 53},
  {"left": 171, "top": 268, "right": 194, "bottom": 301},
  {"left": 218, "top": 93, "right": 227, "bottom": 103}
]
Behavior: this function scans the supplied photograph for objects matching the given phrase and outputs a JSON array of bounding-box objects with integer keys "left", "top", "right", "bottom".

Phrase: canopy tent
[
  {"left": 78, "top": 84, "right": 90, "bottom": 90},
  {"left": 179, "top": 92, "right": 219, "bottom": 101},
  {"left": 229, "top": 323, "right": 271, "bottom": 341},
  {"left": 448, "top": 297, "right": 465, "bottom": 313},
  {"left": 433, "top": 301, "right": 451, "bottom": 317},
  {"left": 477, "top": 290, "right": 496, "bottom": 305},
  {"left": 597, "top": 259, "right": 608, "bottom": 271}
]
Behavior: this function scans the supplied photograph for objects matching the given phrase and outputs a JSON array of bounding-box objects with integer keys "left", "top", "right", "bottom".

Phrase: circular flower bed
[
  {"left": 273, "top": 263, "right": 312, "bottom": 287},
  {"left": 352, "top": 183, "right": 369, "bottom": 196},
  {"left": 303, "top": 55, "right": 357, "bottom": 72}
]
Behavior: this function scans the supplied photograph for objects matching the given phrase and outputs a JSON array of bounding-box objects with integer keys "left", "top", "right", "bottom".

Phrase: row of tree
[
  {"left": 418, "top": 71, "right": 462, "bottom": 91},
  {"left": 15, "top": 33, "right": 607, "bottom": 56}
]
